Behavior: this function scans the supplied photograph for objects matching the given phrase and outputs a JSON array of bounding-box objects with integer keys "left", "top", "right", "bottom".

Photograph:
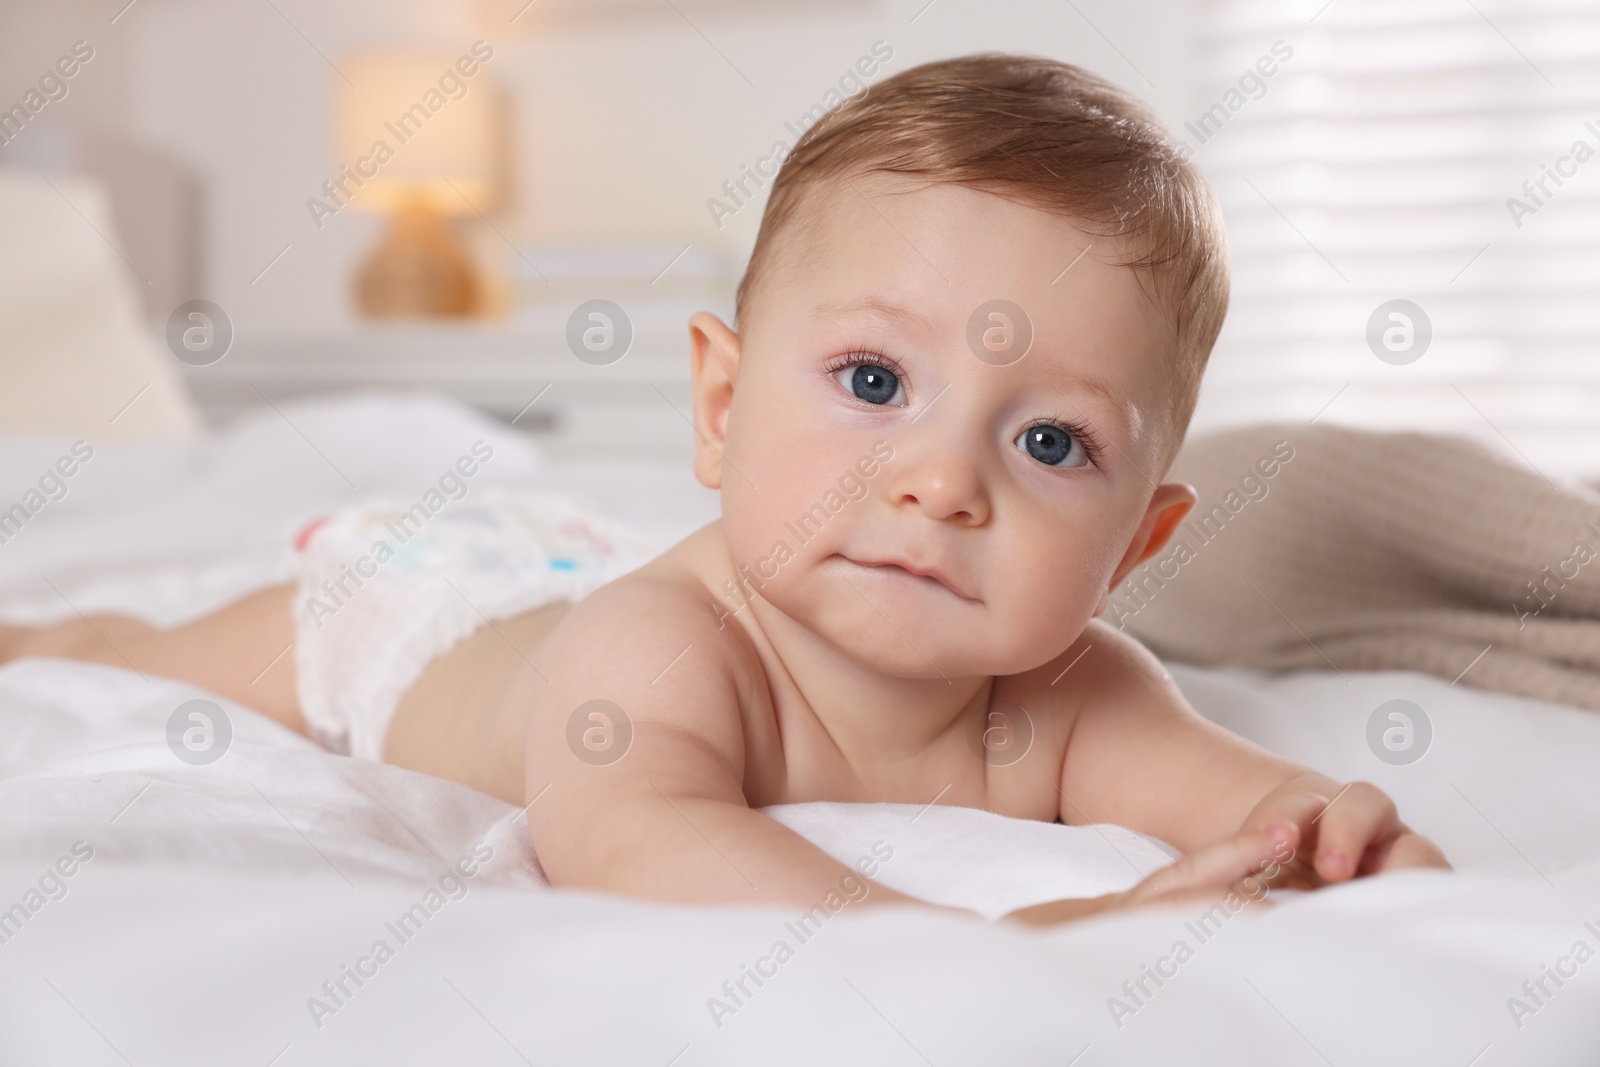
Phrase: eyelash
[
  {"left": 1024, "top": 412, "right": 1107, "bottom": 469},
  {"left": 820, "top": 347, "right": 1108, "bottom": 470},
  {"left": 820, "top": 345, "right": 905, "bottom": 386}
]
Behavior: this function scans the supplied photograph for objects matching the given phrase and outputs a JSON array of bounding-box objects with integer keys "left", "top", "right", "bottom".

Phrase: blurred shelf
[{"left": 179, "top": 323, "right": 698, "bottom": 463}]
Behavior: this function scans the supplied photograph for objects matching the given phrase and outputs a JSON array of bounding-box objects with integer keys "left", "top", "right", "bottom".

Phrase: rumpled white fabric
[{"left": 2, "top": 392, "right": 1599, "bottom": 1065}]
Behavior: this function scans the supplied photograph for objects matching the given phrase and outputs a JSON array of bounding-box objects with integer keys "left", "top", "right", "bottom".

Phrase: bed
[{"left": 0, "top": 390, "right": 1597, "bottom": 1065}]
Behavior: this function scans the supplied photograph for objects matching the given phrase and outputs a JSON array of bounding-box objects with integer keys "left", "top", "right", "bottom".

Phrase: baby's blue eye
[
  {"left": 1016, "top": 424, "right": 1086, "bottom": 468},
  {"left": 833, "top": 363, "right": 905, "bottom": 407}
]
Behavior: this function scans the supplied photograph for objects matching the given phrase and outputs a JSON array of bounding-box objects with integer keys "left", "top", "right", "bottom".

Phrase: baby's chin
[{"left": 764, "top": 570, "right": 1071, "bottom": 681}]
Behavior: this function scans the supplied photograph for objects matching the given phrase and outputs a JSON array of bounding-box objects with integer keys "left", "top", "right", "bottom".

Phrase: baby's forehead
[
  {"left": 788, "top": 173, "right": 1105, "bottom": 268},
  {"left": 785, "top": 183, "right": 1164, "bottom": 334},
  {"left": 776, "top": 179, "right": 1156, "bottom": 330}
]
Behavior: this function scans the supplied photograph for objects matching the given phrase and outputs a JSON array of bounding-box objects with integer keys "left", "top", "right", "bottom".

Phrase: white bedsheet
[{"left": 2, "top": 391, "right": 1597, "bottom": 1065}]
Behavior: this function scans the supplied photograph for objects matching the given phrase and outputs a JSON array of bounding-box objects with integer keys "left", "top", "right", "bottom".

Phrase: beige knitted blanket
[{"left": 1114, "top": 423, "right": 1600, "bottom": 712}]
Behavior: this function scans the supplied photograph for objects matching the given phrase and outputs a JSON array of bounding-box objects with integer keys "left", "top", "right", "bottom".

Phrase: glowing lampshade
[{"left": 337, "top": 51, "right": 503, "bottom": 216}]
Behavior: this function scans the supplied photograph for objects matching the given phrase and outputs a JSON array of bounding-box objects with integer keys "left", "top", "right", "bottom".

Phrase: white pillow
[{"left": 0, "top": 168, "right": 198, "bottom": 441}]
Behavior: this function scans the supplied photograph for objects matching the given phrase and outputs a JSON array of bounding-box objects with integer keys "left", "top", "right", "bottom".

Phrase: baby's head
[{"left": 689, "top": 52, "right": 1229, "bottom": 679}]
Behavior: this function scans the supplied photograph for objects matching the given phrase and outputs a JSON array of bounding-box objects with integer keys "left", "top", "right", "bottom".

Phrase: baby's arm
[
  {"left": 1056, "top": 620, "right": 1448, "bottom": 882},
  {"left": 522, "top": 576, "right": 957, "bottom": 914}
]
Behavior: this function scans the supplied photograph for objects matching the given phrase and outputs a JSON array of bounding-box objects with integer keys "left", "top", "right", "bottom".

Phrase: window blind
[{"left": 1185, "top": 0, "right": 1600, "bottom": 481}]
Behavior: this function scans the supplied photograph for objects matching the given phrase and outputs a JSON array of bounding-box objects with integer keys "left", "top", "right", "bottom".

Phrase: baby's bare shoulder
[
  {"left": 550, "top": 565, "right": 757, "bottom": 682},
  {"left": 1003, "top": 618, "right": 1176, "bottom": 729},
  {"left": 529, "top": 563, "right": 762, "bottom": 775}
]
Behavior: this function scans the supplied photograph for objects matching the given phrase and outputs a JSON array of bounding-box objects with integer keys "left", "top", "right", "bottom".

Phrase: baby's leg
[{"left": 4, "top": 583, "right": 307, "bottom": 734}]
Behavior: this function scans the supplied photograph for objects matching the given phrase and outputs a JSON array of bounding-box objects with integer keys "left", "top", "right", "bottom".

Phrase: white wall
[{"left": 0, "top": 0, "right": 1199, "bottom": 331}]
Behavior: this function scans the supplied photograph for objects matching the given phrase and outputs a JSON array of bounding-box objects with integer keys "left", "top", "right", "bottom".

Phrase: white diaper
[{"left": 287, "top": 487, "right": 659, "bottom": 760}]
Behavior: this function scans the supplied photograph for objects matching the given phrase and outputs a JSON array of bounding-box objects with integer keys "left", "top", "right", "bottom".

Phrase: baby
[{"left": 12, "top": 53, "right": 1447, "bottom": 924}]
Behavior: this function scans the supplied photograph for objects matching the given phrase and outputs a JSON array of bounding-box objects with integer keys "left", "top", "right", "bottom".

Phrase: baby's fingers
[
  {"left": 1129, "top": 824, "right": 1296, "bottom": 906},
  {"left": 1313, "top": 782, "right": 1398, "bottom": 882},
  {"left": 1003, "top": 828, "right": 1299, "bottom": 926}
]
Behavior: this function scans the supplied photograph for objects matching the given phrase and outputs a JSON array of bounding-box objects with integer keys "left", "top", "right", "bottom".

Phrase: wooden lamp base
[{"left": 355, "top": 201, "right": 481, "bottom": 318}]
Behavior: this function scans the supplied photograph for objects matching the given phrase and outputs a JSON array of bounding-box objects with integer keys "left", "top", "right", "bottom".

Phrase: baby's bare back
[{"left": 382, "top": 600, "right": 571, "bottom": 804}]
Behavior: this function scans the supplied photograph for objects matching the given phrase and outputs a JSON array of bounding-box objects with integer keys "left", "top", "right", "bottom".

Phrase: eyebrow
[
  {"left": 1048, "top": 370, "right": 1123, "bottom": 420},
  {"left": 809, "top": 296, "right": 933, "bottom": 328}
]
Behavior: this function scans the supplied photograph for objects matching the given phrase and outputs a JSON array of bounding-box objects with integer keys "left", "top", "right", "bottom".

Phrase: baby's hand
[
  {"left": 1241, "top": 774, "right": 1450, "bottom": 884},
  {"left": 1000, "top": 824, "right": 1297, "bottom": 927}
]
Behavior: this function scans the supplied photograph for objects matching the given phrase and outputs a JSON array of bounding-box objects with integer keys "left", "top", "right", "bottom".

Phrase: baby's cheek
[
  {"left": 718, "top": 462, "right": 852, "bottom": 597},
  {"left": 721, "top": 501, "right": 804, "bottom": 590},
  {"left": 993, "top": 555, "right": 1102, "bottom": 655}
]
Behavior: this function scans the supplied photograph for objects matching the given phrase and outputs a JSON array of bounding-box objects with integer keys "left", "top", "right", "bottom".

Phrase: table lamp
[{"left": 338, "top": 53, "right": 504, "bottom": 318}]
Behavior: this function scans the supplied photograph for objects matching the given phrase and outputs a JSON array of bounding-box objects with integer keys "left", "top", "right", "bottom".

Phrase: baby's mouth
[{"left": 836, "top": 554, "right": 977, "bottom": 602}]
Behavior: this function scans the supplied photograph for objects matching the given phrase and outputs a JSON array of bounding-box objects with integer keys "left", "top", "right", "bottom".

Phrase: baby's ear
[
  {"left": 1095, "top": 481, "right": 1198, "bottom": 615},
  {"left": 687, "top": 311, "right": 742, "bottom": 490}
]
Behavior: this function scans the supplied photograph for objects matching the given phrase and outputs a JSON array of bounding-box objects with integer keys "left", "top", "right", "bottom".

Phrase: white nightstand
[{"left": 179, "top": 317, "right": 704, "bottom": 463}]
